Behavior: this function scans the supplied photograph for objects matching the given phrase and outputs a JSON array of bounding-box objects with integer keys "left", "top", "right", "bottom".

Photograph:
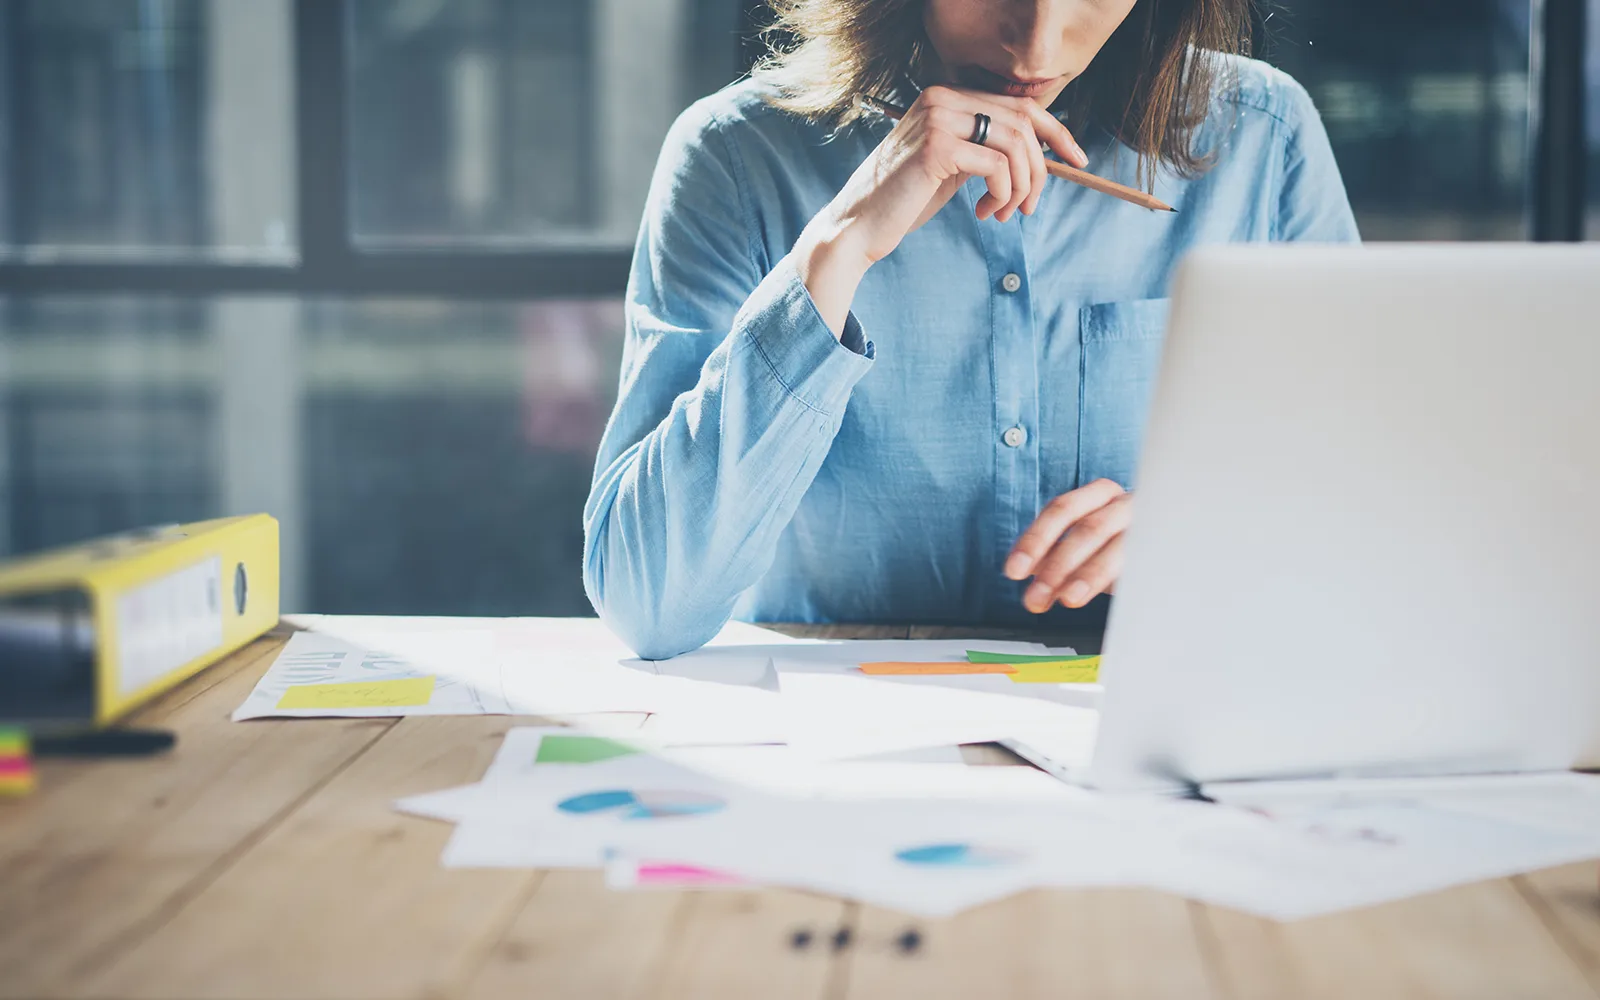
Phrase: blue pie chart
[
  {"left": 895, "top": 843, "right": 1026, "bottom": 868},
  {"left": 557, "top": 788, "right": 725, "bottom": 821}
]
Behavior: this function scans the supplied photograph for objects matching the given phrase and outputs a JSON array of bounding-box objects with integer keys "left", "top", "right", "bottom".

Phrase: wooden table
[{"left": 5, "top": 622, "right": 1600, "bottom": 1000}]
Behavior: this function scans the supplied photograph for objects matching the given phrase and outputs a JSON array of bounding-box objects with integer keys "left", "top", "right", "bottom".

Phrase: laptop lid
[{"left": 1090, "top": 244, "right": 1600, "bottom": 791}]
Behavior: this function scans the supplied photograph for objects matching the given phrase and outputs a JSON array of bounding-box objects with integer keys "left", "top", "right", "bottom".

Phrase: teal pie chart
[
  {"left": 895, "top": 843, "right": 1027, "bottom": 868},
  {"left": 557, "top": 788, "right": 726, "bottom": 820}
]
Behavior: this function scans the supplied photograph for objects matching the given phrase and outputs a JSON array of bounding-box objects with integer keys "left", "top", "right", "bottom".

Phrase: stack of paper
[
  {"left": 396, "top": 727, "right": 1188, "bottom": 916},
  {"left": 397, "top": 727, "right": 1600, "bottom": 920},
  {"left": 232, "top": 615, "right": 810, "bottom": 722},
  {"left": 233, "top": 618, "right": 1101, "bottom": 762},
  {"left": 235, "top": 617, "right": 1600, "bottom": 918}
]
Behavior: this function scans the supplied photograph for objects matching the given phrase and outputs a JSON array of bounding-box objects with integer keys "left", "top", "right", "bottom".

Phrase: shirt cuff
[
  {"left": 839, "top": 314, "right": 875, "bottom": 359},
  {"left": 739, "top": 251, "right": 874, "bottom": 415}
]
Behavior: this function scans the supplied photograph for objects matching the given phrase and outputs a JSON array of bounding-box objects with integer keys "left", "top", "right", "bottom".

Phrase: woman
[{"left": 583, "top": 0, "right": 1357, "bottom": 658}]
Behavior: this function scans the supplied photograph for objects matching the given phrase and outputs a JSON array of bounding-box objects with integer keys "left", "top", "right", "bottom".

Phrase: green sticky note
[
  {"left": 534, "top": 734, "right": 641, "bottom": 764},
  {"left": 967, "top": 650, "right": 1097, "bottom": 665},
  {"left": 0, "top": 727, "right": 29, "bottom": 756}
]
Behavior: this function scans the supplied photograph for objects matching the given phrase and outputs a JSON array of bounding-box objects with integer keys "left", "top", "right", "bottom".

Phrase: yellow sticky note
[
  {"left": 1006, "top": 657, "right": 1100, "bottom": 684},
  {"left": 277, "top": 676, "right": 436, "bottom": 710}
]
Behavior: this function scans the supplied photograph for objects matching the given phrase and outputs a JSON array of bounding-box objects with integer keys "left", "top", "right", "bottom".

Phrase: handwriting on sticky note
[
  {"left": 1005, "top": 657, "right": 1100, "bottom": 684},
  {"left": 277, "top": 676, "right": 436, "bottom": 710},
  {"left": 859, "top": 661, "right": 1019, "bottom": 676}
]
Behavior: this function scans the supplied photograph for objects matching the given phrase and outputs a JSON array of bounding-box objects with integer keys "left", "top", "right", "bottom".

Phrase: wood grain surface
[{"left": 2, "top": 622, "right": 1596, "bottom": 1000}]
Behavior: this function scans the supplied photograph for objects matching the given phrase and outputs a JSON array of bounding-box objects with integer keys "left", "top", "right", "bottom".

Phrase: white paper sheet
[
  {"left": 632, "top": 640, "right": 1097, "bottom": 752},
  {"left": 998, "top": 717, "right": 1103, "bottom": 784},
  {"left": 854, "top": 745, "right": 966, "bottom": 765},
  {"left": 627, "top": 796, "right": 1141, "bottom": 917},
  {"left": 394, "top": 728, "right": 1600, "bottom": 921},
  {"left": 393, "top": 726, "right": 649, "bottom": 822},
  {"left": 434, "top": 753, "right": 759, "bottom": 869},
  {"left": 411, "top": 748, "right": 1172, "bottom": 915},
  {"left": 232, "top": 628, "right": 508, "bottom": 720},
  {"left": 630, "top": 639, "right": 1067, "bottom": 682},
  {"left": 238, "top": 618, "right": 1098, "bottom": 778},
  {"left": 395, "top": 735, "right": 1085, "bottom": 820},
  {"left": 774, "top": 668, "right": 1100, "bottom": 759},
  {"left": 234, "top": 617, "right": 805, "bottom": 720},
  {"left": 1174, "top": 771, "right": 1600, "bottom": 918}
]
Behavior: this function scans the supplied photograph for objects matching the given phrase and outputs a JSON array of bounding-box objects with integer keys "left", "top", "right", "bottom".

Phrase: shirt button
[
  {"left": 1002, "top": 426, "right": 1026, "bottom": 448},
  {"left": 1000, "top": 272, "right": 1023, "bottom": 293}
]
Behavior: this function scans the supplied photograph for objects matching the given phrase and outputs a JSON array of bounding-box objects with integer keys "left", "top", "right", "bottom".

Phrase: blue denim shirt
[{"left": 584, "top": 56, "right": 1359, "bottom": 658}]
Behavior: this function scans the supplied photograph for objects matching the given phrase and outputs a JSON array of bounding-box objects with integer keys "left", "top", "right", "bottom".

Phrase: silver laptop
[{"left": 1088, "top": 244, "right": 1600, "bottom": 792}]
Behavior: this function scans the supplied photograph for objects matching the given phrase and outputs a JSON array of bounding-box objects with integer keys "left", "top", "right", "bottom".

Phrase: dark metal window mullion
[
  {"left": 1530, "top": 0, "right": 1588, "bottom": 241},
  {"left": 3, "top": 0, "right": 32, "bottom": 249},
  {"left": 293, "top": 0, "right": 351, "bottom": 276}
]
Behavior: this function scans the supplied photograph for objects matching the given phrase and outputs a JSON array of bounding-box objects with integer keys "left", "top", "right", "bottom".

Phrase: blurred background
[{"left": 0, "top": 0, "right": 1592, "bottom": 615}]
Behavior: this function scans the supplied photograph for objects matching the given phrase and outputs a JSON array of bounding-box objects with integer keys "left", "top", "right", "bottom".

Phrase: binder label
[{"left": 116, "top": 557, "right": 224, "bottom": 696}]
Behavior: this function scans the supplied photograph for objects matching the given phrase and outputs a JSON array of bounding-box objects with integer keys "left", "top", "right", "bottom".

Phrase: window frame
[
  {"left": 1531, "top": 0, "right": 1588, "bottom": 239},
  {"left": 0, "top": 0, "right": 1587, "bottom": 305},
  {"left": 0, "top": 0, "right": 712, "bottom": 299}
]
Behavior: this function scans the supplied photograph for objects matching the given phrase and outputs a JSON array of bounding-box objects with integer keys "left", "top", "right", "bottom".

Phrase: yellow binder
[{"left": 0, "top": 514, "right": 279, "bottom": 728}]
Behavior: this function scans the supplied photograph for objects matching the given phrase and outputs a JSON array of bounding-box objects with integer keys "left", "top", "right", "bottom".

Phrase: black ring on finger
[{"left": 969, "top": 112, "right": 991, "bottom": 147}]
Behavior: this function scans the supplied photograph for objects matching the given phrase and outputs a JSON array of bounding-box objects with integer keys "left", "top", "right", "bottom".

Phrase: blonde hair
[{"left": 753, "top": 0, "right": 1253, "bottom": 189}]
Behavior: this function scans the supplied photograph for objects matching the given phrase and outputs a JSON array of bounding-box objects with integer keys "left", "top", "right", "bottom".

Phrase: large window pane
[
  {"left": 0, "top": 295, "right": 622, "bottom": 616},
  {"left": 347, "top": 0, "right": 742, "bottom": 249},
  {"left": 0, "top": 299, "right": 215, "bottom": 548},
  {"left": 0, "top": 0, "right": 295, "bottom": 262},
  {"left": 1260, "top": 0, "right": 1532, "bottom": 240}
]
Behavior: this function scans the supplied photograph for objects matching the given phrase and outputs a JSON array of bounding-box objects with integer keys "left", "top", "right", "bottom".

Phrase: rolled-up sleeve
[{"left": 582, "top": 102, "right": 873, "bottom": 659}]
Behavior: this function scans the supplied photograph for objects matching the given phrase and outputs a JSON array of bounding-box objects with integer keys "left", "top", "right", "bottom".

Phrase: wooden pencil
[{"left": 859, "top": 94, "right": 1177, "bottom": 214}]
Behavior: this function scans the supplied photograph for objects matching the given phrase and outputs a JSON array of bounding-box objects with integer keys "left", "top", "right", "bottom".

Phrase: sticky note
[
  {"left": 631, "top": 862, "right": 745, "bottom": 887},
  {"left": 860, "top": 661, "right": 1018, "bottom": 676},
  {"left": 967, "top": 650, "right": 1097, "bottom": 665},
  {"left": 0, "top": 756, "right": 37, "bottom": 796},
  {"left": 276, "top": 676, "right": 436, "bottom": 710},
  {"left": 535, "top": 734, "right": 640, "bottom": 764},
  {"left": 0, "top": 728, "right": 28, "bottom": 756},
  {"left": 1005, "top": 657, "right": 1101, "bottom": 684}
]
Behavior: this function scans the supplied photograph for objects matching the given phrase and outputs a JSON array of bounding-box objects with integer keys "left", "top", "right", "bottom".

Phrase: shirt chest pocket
[{"left": 1078, "top": 298, "right": 1170, "bottom": 489}]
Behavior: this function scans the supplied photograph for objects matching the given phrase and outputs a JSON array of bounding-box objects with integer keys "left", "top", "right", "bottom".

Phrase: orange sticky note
[{"left": 859, "top": 661, "right": 1018, "bottom": 676}]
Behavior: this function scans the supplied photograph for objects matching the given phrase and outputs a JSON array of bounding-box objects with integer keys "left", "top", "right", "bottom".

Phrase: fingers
[
  {"left": 935, "top": 86, "right": 1089, "bottom": 173},
  {"left": 1053, "top": 533, "right": 1124, "bottom": 610},
  {"left": 957, "top": 104, "right": 1035, "bottom": 222},
  {"left": 936, "top": 130, "right": 1011, "bottom": 220},
  {"left": 1011, "top": 98, "right": 1088, "bottom": 169},
  {"left": 1004, "top": 478, "right": 1125, "bottom": 580},
  {"left": 991, "top": 120, "right": 1032, "bottom": 221},
  {"left": 1021, "top": 117, "right": 1048, "bottom": 215},
  {"left": 1021, "top": 493, "right": 1132, "bottom": 612},
  {"left": 918, "top": 87, "right": 1051, "bottom": 221},
  {"left": 926, "top": 105, "right": 1025, "bottom": 220}
]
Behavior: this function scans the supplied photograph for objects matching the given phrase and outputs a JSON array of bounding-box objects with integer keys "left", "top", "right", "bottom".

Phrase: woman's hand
[
  {"left": 795, "top": 85, "right": 1087, "bottom": 333},
  {"left": 828, "top": 85, "right": 1089, "bottom": 260},
  {"left": 1003, "top": 479, "right": 1132, "bottom": 613}
]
